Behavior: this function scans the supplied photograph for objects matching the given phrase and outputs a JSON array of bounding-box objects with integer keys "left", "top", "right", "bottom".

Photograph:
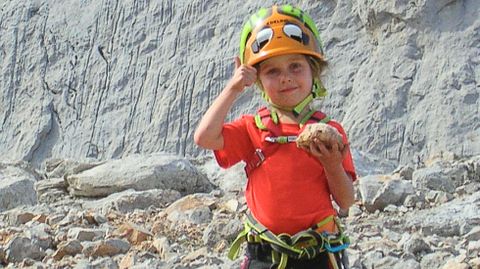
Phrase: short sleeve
[{"left": 214, "top": 116, "right": 255, "bottom": 168}]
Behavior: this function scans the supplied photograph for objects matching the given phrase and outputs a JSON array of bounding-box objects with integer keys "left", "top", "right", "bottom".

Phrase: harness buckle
[
  {"left": 265, "top": 136, "right": 276, "bottom": 143},
  {"left": 254, "top": 149, "right": 265, "bottom": 166},
  {"left": 265, "top": 136, "right": 298, "bottom": 144}
]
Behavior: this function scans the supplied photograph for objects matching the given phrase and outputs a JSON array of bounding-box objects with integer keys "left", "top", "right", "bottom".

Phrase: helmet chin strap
[
  {"left": 265, "top": 79, "right": 327, "bottom": 120},
  {"left": 268, "top": 93, "right": 314, "bottom": 117}
]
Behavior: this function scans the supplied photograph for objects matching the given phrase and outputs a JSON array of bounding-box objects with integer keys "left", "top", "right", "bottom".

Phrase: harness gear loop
[{"left": 228, "top": 213, "right": 351, "bottom": 269}]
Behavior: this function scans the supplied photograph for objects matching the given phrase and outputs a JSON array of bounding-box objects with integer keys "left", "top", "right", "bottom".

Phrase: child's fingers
[
  {"left": 234, "top": 56, "right": 241, "bottom": 69},
  {"left": 331, "top": 139, "right": 339, "bottom": 152},
  {"left": 309, "top": 142, "right": 320, "bottom": 156},
  {"left": 243, "top": 68, "right": 257, "bottom": 86}
]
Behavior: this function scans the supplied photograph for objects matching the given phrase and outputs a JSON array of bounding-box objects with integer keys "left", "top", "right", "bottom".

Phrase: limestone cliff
[{"left": 0, "top": 0, "right": 478, "bottom": 167}]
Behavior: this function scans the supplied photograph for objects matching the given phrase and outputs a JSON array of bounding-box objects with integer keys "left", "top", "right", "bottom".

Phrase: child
[{"left": 194, "top": 4, "right": 357, "bottom": 269}]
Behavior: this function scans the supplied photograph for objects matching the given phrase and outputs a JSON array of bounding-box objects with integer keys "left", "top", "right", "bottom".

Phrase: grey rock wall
[{"left": 1, "top": 0, "right": 479, "bottom": 167}]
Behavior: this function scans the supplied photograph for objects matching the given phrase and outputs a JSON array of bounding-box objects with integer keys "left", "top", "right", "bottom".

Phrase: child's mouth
[{"left": 280, "top": 87, "right": 297, "bottom": 93}]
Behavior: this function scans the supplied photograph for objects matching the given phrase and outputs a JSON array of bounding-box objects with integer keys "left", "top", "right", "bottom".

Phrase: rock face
[{"left": 0, "top": 0, "right": 478, "bottom": 169}]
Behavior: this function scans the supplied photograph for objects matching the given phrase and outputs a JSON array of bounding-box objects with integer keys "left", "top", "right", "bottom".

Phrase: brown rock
[
  {"left": 114, "top": 222, "right": 152, "bottom": 245},
  {"left": 89, "top": 239, "right": 130, "bottom": 257},
  {"left": 52, "top": 240, "right": 83, "bottom": 261},
  {"left": 119, "top": 251, "right": 139, "bottom": 269},
  {"left": 10, "top": 211, "right": 35, "bottom": 225},
  {"left": 296, "top": 122, "right": 344, "bottom": 150},
  {"left": 32, "top": 214, "right": 48, "bottom": 224}
]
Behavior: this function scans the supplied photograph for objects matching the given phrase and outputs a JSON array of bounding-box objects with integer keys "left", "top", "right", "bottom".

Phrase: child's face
[{"left": 258, "top": 54, "right": 313, "bottom": 109}]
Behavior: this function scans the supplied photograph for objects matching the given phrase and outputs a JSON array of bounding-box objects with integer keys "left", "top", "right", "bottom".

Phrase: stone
[
  {"left": 348, "top": 204, "right": 363, "bottom": 217},
  {"left": 165, "top": 193, "right": 216, "bottom": 224},
  {"left": 52, "top": 240, "right": 83, "bottom": 260},
  {"left": 441, "top": 259, "right": 470, "bottom": 269},
  {"left": 0, "top": 166, "right": 38, "bottom": 212},
  {"left": 193, "top": 156, "right": 247, "bottom": 194},
  {"left": 412, "top": 166, "right": 456, "bottom": 193},
  {"left": 392, "top": 259, "right": 421, "bottom": 269},
  {"left": 468, "top": 240, "right": 480, "bottom": 253},
  {"left": 114, "top": 222, "right": 152, "bottom": 245},
  {"left": 412, "top": 192, "right": 480, "bottom": 236},
  {"left": 24, "top": 223, "right": 53, "bottom": 250},
  {"left": 87, "top": 239, "right": 130, "bottom": 257},
  {"left": 296, "top": 122, "right": 344, "bottom": 150},
  {"left": 5, "top": 236, "right": 46, "bottom": 263},
  {"left": 35, "top": 178, "right": 67, "bottom": 197},
  {"left": 83, "top": 188, "right": 181, "bottom": 214},
  {"left": 357, "top": 175, "right": 385, "bottom": 212},
  {"left": 151, "top": 236, "right": 173, "bottom": 260},
  {"left": 420, "top": 252, "right": 453, "bottom": 269},
  {"left": 402, "top": 234, "right": 431, "bottom": 255},
  {"left": 66, "top": 154, "right": 212, "bottom": 197},
  {"left": 44, "top": 159, "right": 103, "bottom": 179},
  {"left": 202, "top": 218, "right": 243, "bottom": 247},
  {"left": 224, "top": 199, "right": 239, "bottom": 213},
  {"left": 372, "top": 178, "right": 415, "bottom": 210},
  {"left": 465, "top": 226, "right": 480, "bottom": 241},
  {"left": 0, "top": 0, "right": 478, "bottom": 169},
  {"left": 6, "top": 209, "right": 35, "bottom": 226},
  {"left": 67, "top": 227, "right": 105, "bottom": 241},
  {"left": 403, "top": 194, "right": 420, "bottom": 208},
  {"left": 119, "top": 252, "right": 140, "bottom": 269}
]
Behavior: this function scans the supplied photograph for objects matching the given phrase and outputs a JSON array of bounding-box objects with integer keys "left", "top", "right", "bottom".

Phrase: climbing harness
[{"left": 228, "top": 213, "right": 350, "bottom": 269}]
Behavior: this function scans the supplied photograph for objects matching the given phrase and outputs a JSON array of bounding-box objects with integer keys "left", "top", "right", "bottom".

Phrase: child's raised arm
[{"left": 194, "top": 57, "right": 257, "bottom": 150}]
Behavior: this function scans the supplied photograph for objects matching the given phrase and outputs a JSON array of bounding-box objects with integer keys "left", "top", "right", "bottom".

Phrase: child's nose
[{"left": 280, "top": 71, "right": 293, "bottom": 83}]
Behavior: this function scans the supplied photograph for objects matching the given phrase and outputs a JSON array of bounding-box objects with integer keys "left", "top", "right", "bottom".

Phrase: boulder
[
  {"left": 82, "top": 188, "right": 181, "bottom": 214},
  {"left": 66, "top": 153, "right": 213, "bottom": 197},
  {"left": 0, "top": 164, "right": 39, "bottom": 212},
  {"left": 412, "top": 166, "right": 456, "bottom": 193}
]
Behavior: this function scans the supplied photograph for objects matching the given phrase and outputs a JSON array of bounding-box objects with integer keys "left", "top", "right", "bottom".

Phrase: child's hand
[
  {"left": 308, "top": 137, "right": 345, "bottom": 168},
  {"left": 228, "top": 57, "right": 257, "bottom": 92}
]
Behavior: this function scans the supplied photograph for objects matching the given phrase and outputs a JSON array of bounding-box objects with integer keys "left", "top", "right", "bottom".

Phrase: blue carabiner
[{"left": 324, "top": 241, "right": 350, "bottom": 253}]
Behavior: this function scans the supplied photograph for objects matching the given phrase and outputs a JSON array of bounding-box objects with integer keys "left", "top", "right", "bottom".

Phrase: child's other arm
[
  {"left": 194, "top": 57, "right": 257, "bottom": 150},
  {"left": 309, "top": 139, "right": 355, "bottom": 210}
]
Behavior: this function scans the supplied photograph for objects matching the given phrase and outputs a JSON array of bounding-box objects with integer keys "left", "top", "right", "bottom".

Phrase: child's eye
[
  {"left": 265, "top": 68, "right": 280, "bottom": 76},
  {"left": 290, "top": 63, "right": 303, "bottom": 72}
]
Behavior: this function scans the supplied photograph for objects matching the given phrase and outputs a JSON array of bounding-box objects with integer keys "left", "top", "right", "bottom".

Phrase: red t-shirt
[{"left": 214, "top": 114, "right": 356, "bottom": 235}]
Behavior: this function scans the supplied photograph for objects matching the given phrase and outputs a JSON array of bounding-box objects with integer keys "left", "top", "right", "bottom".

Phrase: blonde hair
[{"left": 307, "top": 56, "right": 328, "bottom": 80}]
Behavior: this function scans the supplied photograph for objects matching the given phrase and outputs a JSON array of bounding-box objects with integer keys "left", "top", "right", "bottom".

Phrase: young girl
[{"left": 195, "top": 4, "right": 356, "bottom": 269}]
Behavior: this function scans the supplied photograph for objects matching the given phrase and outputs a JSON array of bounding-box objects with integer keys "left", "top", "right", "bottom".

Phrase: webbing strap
[
  {"left": 254, "top": 114, "right": 267, "bottom": 130},
  {"left": 228, "top": 213, "right": 350, "bottom": 269},
  {"left": 246, "top": 108, "right": 331, "bottom": 175},
  {"left": 227, "top": 228, "right": 248, "bottom": 260},
  {"left": 244, "top": 149, "right": 265, "bottom": 176},
  {"left": 292, "top": 94, "right": 314, "bottom": 116}
]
